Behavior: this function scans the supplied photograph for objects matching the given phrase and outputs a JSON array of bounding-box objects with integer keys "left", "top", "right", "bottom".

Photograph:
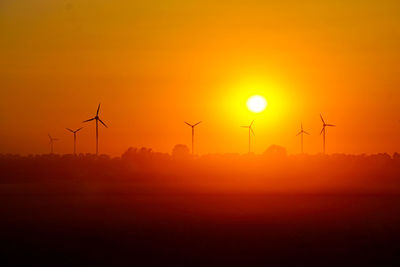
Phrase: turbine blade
[
  {"left": 99, "top": 118, "right": 108, "bottom": 128},
  {"left": 251, "top": 128, "right": 255, "bottom": 136},
  {"left": 296, "top": 132, "right": 302, "bottom": 136},
  {"left": 320, "top": 114, "right": 325, "bottom": 124},
  {"left": 250, "top": 120, "right": 254, "bottom": 127},
  {"left": 304, "top": 131, "right": 310, "bottom": 135},
  {"left": 301, "top": 123, "right": 303, "bottom": 131},
  {"left": 97, "top": 103, "right": 101, "bottom": 116},
  {"left": 83, "top": 117, "right": 95, "bottom": 123},
  {"left": 241, "top": 126, "right": 249, "bottom": 128},
  {"left": 66, "top": 128, "right": 74, "bottom": 133},
  {"left": 193, "top": 121, "right": 202, "bottom": 126},
  {"left": 326, "top": 124, "right": 336, "bottom": 127},
  {"left": 75, "top": 127, "right": 84, "bottom": 132},
  {"left": 184, "top": 121, "right": 193, "bottom": 127},
  {"left": 320, "top": 127, "right": 325, "bottom": 135}
]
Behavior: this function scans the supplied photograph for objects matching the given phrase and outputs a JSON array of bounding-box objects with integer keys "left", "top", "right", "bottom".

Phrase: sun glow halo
[{"left": 247, "top": 95, "right": 267, "bottom": 113}]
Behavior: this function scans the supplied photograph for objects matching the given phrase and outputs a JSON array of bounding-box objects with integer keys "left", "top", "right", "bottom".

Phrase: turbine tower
[
  {"left": 296, "top": 123, "right": 310, "bottom": 154},
  {"left": 48, "top": 134, "right": 59, "bottom": 154},
  {"left": 83, "top": 103, "right": 108, "bottom": 156},
  {"left": 184, "top": 121, "right": 202, "bottom": 155},
  {"left": 66, "top": 127, "right": 84, "bottom": 155},
  {"left": 241, "top": 120, "right": 255, "bottom": 154},
  {"left": 320, "top": 114, "right": 335, "bottom": 154}
]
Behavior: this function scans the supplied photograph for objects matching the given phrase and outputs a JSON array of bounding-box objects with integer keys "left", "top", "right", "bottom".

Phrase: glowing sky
[{"left": 1, "top": 0, "right": 400, "bottom": 155}]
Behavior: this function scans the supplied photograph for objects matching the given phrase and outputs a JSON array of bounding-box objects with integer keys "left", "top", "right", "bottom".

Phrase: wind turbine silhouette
[
  {"left": 83, "top": 103, "right": 108, "bottom": 156},
  {"left": 241, "top": 120, "right": 255, "bottom": 154},
  {"left": 48, "top": 134, "right": 59, "bottom": 154},
  {"left": 320, "top": 114, "right": 335, "bottom": 154},
  {"left": 184, "top": 121, "right": 202, "bottom": 155},
  {"left": 296, "top": 123, "right": 310, "bottom": 154},
  {"left": 66, "top": 127, "right": 84, "bottom": 155}
]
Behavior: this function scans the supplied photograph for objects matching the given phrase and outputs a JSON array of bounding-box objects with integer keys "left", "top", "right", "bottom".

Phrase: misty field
[
  {"left": 1, "top": 153, "right": 400, "bottom": 265},
  {"left": 2, "top": 189, "right": 400, "bottom": 266}
]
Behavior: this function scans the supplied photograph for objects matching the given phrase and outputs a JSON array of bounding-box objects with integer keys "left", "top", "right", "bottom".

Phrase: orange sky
[{"left": 1, "top": 0, "right": 400, "bottom": 155}]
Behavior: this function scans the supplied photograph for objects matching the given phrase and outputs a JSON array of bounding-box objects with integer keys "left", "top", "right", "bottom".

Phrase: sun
[{"left": 247, "top": 95, "right": 267, "bottom": 113}]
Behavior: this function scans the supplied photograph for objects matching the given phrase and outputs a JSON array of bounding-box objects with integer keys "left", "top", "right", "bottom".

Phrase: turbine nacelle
[
  {"left": 241, "top": 120, "right": 255, "bottom": 154},
  {"left": 320, "top": 114, "right": 336, "bottom": 154},
  {"left": 241, "top": 120, "right": 255, "bottom": 135},
  {"left": 83, "top": 103, "right": 108, "bottom": 156},
  {"left": 296, "top": 122, "right": 310, "bottom": 136},
  {"left": 297, "top": 122, "right": 310, "bottom": 153},
  {"left": 83, "top": 103, "right": 108, "bottom": 128},
  {"left": 320, "top": 115, "right": 335, "bottom": 134},
  {"left": 184, "top": 121, "right": 202, "bottom": 128},
  {"left": 66, "top": 127, "right": 84, "bottom": 134},
  {"left": 184, "top": 121, "right": 202, "bottom": 155},
  {"left": 48, "top": 134, "right": 59, "bottom": 142}
]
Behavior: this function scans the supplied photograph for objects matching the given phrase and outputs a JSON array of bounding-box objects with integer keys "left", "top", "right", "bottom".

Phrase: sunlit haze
[{"left": 1, "top": 0, "right": 400, "bottom": 155}]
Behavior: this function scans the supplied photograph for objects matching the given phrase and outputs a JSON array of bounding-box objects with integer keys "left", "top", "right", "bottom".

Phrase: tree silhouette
[{"left": 172, "top": 144, "right": 190, "bottom": 159}]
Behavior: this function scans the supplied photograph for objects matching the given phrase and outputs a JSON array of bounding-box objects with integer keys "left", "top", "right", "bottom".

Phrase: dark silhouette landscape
[{"left": 2, "top": 146, "right": 400, "bottom": 266}]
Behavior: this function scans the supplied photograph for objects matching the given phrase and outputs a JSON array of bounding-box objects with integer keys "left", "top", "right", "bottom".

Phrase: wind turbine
[
  {"left": 296, "top": 123, "right": 310, "bottom": 154},
  {"left": 48, "top": 134, "right": 59, "bottom": 154},
  {"left": 184, "top": 121, "right": 202, "bottom": 155},
  {"left": 320, "top": 114, "right": 335, "bottom": 154},
  {"left": 66, "top": 127, "right": 84, "bottom": 155},
  {"left": 241, "top": 120, "right": 255, "bottom": 154},
  {"left": 83, "top": 103, "right": 108, "bottom": 156}
]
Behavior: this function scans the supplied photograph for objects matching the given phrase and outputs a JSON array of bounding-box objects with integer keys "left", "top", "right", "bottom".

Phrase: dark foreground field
[
  {"left": 2, "top": 188, "right": 400, "bottom": 266},
  {"left": 2, "top": 153, "right": 400, "bottom": 266}
]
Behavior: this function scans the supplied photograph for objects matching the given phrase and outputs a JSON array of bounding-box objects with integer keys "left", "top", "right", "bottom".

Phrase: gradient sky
[{"left": 1, "top": 0, "right": 400, "bottom": 155}]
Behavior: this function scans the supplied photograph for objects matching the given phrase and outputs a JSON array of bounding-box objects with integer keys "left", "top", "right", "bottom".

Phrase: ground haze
[{"left": 1, "top": 151, "right": 400, "bottom": 265}]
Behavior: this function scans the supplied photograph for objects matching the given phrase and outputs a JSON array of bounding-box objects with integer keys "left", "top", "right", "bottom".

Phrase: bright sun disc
[{"left": 247, "top": 95, "right": 267, "bottom": 113}]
